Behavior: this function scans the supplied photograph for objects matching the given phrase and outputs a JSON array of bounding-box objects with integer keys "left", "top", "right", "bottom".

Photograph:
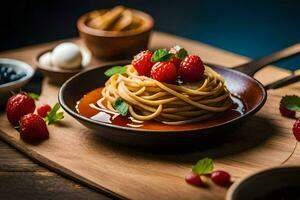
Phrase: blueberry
[
  {"left": 8, "top": 74, "right": 18, "bottom": 82},
  {"left": 3, "top": 72, "right": 8, "bottom": 79},
  {"left": 0, "top": 65, "right": 25, "bottom": 85},
  {"left": 6, "top": 67, "right": 16, "bottom": 76},
  {"left": 0, "top": 66, "right": 8, "bottom": 73}
]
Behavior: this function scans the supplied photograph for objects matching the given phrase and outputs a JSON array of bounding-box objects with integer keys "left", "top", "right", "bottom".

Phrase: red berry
[
  {"left": 171, "top": 57, "right": 182, "bottom": 69},
  {"left": 211, "top": 170, "right": 231, "bottom": 186},
  {"left": 179, "top": 55, "right": 205, "bottom": 82},
  {"left": 132, "top": 50, "right": 153, "bottom": 76},
  {"left": 169, "top": 48, "right": 182, "bottom": 68},
  {"left": 6, "top": 93, "right": 36, "bottom": 126},
  {"left": 279, "top": 104, "right": 296, "bottom": 118},
  {"left": 150, "top": 61, "right": 177, "bottom": 83},
  {"left": 293, "top": 119, "right": 300, "bottom": 141},
  {"left": 37, "top": 104, "right": 52, "bottom": 118},
  {"left": 19, "top": 113, "right": 49, "bottom": 142},
  {"left": 185, "top": 172, "right": 203, "bottom": 186}
]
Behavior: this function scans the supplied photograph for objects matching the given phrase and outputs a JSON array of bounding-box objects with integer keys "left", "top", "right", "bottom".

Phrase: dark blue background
[{"left": 1, "top": 0, "right": 299, "bottom": 70}]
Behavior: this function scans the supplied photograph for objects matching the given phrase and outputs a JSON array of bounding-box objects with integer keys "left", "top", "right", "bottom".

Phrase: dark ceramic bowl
[
  {"left": 227, "top": 166, "right": 300, "bottom": 200},
  {"left": 58, "top": 61, "right": 266, "bottom": 148},
  {"left": 77, "top": 9, "right": 154, "bottom": 59}
]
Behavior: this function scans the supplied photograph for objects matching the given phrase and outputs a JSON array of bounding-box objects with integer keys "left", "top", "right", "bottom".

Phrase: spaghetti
[{"left": 100, "top": 64, "right": 232, "bottom": 125}]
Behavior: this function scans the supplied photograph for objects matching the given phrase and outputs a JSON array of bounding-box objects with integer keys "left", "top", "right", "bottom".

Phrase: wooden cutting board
[{"left": 0, "top": 32, "right": 299, "bottom": 200}]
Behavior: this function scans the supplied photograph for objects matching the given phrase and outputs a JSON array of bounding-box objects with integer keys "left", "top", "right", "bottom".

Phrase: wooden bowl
[
  {"left": 35, "top": 48, "right": 91, "bottom": 85},
  {"left": 76, "top": 9, "right": 154, "bottom": 59},
  {"left": 226, "top": 166, "right": 300, "bottom": 200},
  {"left": 58, "top": 61, "right": 266, "bottom": 149}
]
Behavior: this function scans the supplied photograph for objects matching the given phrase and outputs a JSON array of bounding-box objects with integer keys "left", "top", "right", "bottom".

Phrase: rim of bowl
[
  {"left": 77, "top": 8, "right": 154, "bottom": 38},
  {"left": 226, "top": 165, "right": 300, "bottom": 200},
  {"left": 0, "top": 58, "right": 34, "bottom": 88},
  {"left": 58, "top": 61, "right": 267, "bottom": 133}
]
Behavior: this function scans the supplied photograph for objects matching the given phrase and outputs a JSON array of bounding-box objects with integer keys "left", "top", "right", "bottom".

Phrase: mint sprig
[
  {"left": 151, "top": 49, "right": 173, "bottom": 62},
  {"left": 45, "top": 103, "right": 64, "bottom": 125},
  {"left": 104, "top": 66, "right": 127, "bottom": 77},
  {"left": 114, "top": 97, "right": 129, "bottom": 116},
  {"left": 28, "top": 92, "right": 40, "bottom": 100},
  {"left": 281, "top": 95, "right": 300, "bottom": 112},
  {"left": 173, "top": 45, "right": 188, "bottom": 59},
  {"left": 192, "top": 157, "right": 214, "bottom": 175}
]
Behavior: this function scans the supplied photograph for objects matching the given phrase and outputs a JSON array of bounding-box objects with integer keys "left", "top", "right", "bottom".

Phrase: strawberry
[
  {"left": 179, "top": 55, "right": 205, "bottom": 82},
  {"left": 37, "top": 104, "right": 52, "bottom": 118},
  {"left": 132, "top": 50, "right": 153, "bottom": 76},
  {"left": 6, "top": 93, "right": 36, "bottom": 126},
  {"left": 150, "top": 61, "right": 177, "bottom": 83},
  {"left": 185, "top": 172, "right": 203, "bottom": 186},
  {"left": 211, "top": 170, "right": 231, "bottom": 186},
  {"left": 293, "top": 119, "right": 300, "bottom": 141},
  {"left": 169, "top": 45, "right": 187, "bottom": 68},
  {"left": 279, "top": 104, "right": 296, "bottom": 118},
  {"left": 171, "top": 57, "right": 181, "bottom": 69},
  {"left": 19, "top": 113, "right": 49, "bottom": 142}
]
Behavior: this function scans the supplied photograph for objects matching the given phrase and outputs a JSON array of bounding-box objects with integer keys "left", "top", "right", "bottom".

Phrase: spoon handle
[
  {"left": 265, "top": 74, "right": 300, "bottom": 90},
  {"left": 233, "top": 43, "right": 300, "bottom": 76}
]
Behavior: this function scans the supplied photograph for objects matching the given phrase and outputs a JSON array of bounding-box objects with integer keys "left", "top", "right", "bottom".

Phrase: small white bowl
[
  {"left": 0, "top": 58, "right": 34, "bottom": 105},
  {"left": 36, "top": 47, "right": 91, "bottom": 85}
]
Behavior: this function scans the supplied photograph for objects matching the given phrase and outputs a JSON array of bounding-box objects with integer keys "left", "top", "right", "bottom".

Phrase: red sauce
[{"left": 76, "top": 87, "right": 246, "bottom": 131}]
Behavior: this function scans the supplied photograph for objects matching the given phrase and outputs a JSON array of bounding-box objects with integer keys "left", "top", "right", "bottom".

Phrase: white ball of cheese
[
  {"left": 51, "top": 43, "right": 82, "bottom": 69},
  {"left": 39, "top": 52, "right": 53, "bottom": 67}
]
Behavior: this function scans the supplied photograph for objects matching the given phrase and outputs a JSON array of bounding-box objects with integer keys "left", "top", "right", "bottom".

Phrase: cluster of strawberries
[
  {"left": 186, "top": 170, "right": 231, "bottom": 187},
  {"left": 5, "top": 92, "right": 63, "bottom": 142},
  {"left": 132, "top": 45, "right": 205, "bottom": 83}
]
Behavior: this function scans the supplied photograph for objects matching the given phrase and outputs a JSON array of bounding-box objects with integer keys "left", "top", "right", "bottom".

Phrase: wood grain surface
[
  {"left": 0, "top": 32, "right": 299, "bottom": 200},
  {"left": 0, "top": 140, "right": 112, "bottom": 200}
]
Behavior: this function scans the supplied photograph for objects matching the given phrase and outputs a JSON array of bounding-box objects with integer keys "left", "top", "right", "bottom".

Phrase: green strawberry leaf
[
  {"left": 27, "top": 92, "right": 40, "bottom": 100},
  {"left": 173, "top": 45, "right": 188, "bottom": 59},
  {"left": 114, "top": 97, "right": 129, "bottom": 116},
  {"left": 281, "top": 95, "right": 300, "bottom": 112},
  {"left": 45, "top": 103, "right": 64, "bottom": 125},
  {"left": 151, "top": 49, "right": 173, "bottom": 62},
  {"left": 192, "top": 157, "right": 214, "bottom": 175},
  {"left": 104, "top": 66, "right": 127, "bottom": 77}
]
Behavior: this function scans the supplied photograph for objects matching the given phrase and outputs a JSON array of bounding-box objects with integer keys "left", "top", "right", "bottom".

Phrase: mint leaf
[
  {"left": 27, "top": 92, "right": 39, "bottom": 100},
  {"left": 114, "top": 97, "right": 128, "bottom": 116},
  {"left": 174, "top": 45, "right": 188, "bottom": 59},
  {"left": 192, "top": 158, "right": 214, "bottom": 175},
  {"left": 104, "top": 66, "right": 127, "bottom": 77},
  {"left": 151, "top": 49, "right": 173, "bottom": 62},
  {"left": 281, "top": 95, "right": 300, "bottom": 112},
  {"left": 45, "top": 103, "right": 64, "bottom": 125}
]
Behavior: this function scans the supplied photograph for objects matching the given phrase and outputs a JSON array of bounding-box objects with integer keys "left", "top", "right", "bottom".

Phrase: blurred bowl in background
[
  {"left": 0, "top": 58, "right": 34, "bottom": 106},
  {"left": 77, "top": 7, "right": 154, "bottom": 59},
  {"left": 35, "top": 46, "right": 91, "bottom": 85},
  {"left": 226, "top": 166, "right": 300, "bottom": 200}
]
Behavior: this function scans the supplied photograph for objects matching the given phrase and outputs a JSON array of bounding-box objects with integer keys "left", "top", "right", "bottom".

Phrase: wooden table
[
  {"left": 0, "top": 140, "right": 111, "bottom": 200},
  {"left": 0, "top": 32, "right": 298, "bottom": 200}
]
